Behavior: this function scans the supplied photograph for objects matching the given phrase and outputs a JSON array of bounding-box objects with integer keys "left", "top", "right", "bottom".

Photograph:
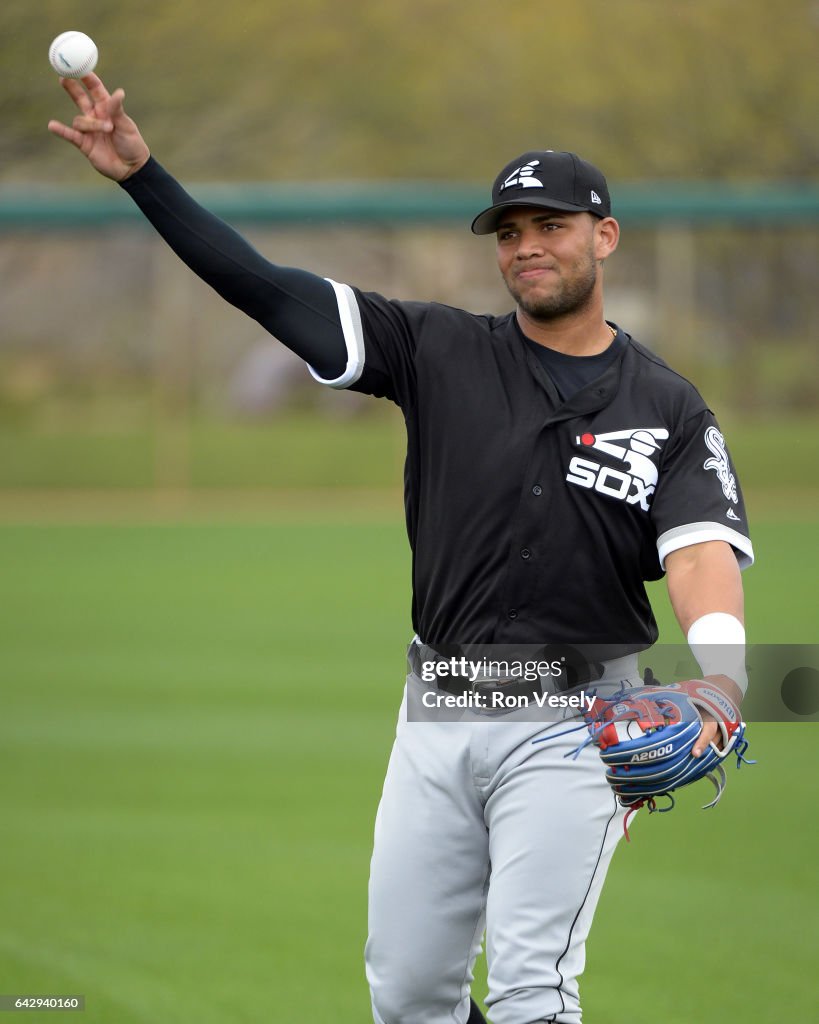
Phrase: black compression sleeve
[{"left": 119, "top": 157, "right": 347, "bottom": 380}]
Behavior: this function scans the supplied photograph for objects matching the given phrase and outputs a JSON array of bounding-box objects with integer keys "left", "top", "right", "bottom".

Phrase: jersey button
[
  {"left": 532, "top": 485, "right": 543, "bottom": 496},
  {"left": 521, "top": 548, "right": 531, "bottom": 560},
  {"left": 507, "top": 608, "right": 518, "bottom": 620}
]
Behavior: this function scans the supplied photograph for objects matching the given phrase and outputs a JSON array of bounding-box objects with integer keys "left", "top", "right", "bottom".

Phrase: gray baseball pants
[{"left": 365, "top": 656, "right": 638, "bottom": 1024}]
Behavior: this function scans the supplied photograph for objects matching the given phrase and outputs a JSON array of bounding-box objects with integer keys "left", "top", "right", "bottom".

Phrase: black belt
[{"left": 407, "top": 642, "right": 605, "bottom": 700}]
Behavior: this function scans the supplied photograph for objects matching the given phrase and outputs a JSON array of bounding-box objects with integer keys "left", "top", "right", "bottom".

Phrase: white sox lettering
[{"left": 565, "top": 427, "right": 669, "bottom": 512}]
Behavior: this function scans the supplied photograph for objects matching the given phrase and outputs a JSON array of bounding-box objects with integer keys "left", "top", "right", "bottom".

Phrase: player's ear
[{"left": 594, "top": 216, "right": 619, "bottom": 261}]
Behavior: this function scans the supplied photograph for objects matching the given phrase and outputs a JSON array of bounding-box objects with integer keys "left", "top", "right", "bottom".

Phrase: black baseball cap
[{"left": 471, "top": 150, "right": 611, "bottom": 235}]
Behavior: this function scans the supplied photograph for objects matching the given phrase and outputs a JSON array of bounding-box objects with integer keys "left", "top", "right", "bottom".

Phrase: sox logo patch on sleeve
[{"left": 703, "top": 426, "right": 739, "bottom": 503}]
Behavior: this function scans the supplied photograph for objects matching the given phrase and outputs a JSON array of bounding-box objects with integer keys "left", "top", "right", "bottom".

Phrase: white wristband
[{"left": 686, "top": 612, "right": 748, "bottom": 695}]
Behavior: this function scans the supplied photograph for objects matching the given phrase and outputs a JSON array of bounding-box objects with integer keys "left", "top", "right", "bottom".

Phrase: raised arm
[{"left": 48, "top": 74, "right": 347, "bottom": 380}]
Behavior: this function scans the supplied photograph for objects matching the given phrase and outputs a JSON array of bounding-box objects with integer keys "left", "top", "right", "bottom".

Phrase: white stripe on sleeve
[
  {"left": 656, "top": 522, "right": 755, "bottom": 571},
  {"left": 307, "top": 279, "right": 365, "bottom": 389}
]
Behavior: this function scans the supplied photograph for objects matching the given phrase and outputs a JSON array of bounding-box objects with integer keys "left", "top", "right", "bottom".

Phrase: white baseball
[{"left": 48, "top": 31, "right": 98, "bottom": 79}]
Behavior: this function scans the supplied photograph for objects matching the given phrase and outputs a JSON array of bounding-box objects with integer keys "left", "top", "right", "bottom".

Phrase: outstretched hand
[{"left": 48, "top": 73, "right": 150, "bottom": 182}]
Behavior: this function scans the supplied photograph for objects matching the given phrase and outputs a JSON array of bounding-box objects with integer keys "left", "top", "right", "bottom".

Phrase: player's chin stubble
[{"left": 505, "top": 249, "right": 598, "bottom": 323}]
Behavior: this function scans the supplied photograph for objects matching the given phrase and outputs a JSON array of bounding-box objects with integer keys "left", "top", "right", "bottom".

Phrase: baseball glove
[{"left": 572, "top": 676, "right": 754, "bottom": 838}]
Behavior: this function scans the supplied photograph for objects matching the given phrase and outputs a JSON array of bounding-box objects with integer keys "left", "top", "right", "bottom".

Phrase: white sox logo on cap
[
  {"left": 500, "top": 160, "right": 545, "bottom": 192},
  {"left": 565, "top": 427, "right": 669, "bottom": 511}
]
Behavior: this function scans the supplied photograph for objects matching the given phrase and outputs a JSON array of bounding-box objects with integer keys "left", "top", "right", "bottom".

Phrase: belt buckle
[{"left": 473, "top": 674, "right": 539, "bottom": 703}]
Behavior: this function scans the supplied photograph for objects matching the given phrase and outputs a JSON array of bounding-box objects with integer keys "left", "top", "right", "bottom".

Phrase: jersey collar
[{"left": 512, "top": 319, "right": 629, "bottom": 424}]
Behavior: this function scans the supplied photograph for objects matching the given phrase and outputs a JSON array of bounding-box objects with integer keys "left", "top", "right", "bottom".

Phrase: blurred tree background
[
  {"left": 3, "top": 0, "right": 818, "bottom": 183},
  {"left": 0, "top": 0, "right": 817, "bottom": 496},
  {"left": 2, "top": 13, "right": 817, "bottom": 1024}
]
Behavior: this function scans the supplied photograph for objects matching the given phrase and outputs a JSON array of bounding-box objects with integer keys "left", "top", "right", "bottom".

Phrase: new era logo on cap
[{"left": 471, "top": 150, "right": 612, "bottom": 234}]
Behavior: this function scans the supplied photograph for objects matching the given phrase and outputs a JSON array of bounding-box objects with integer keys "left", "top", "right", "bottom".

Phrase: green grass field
[
  {"left": 0, "top": 410, "right": 817, "bottom": 493},
  {"left": 0, "top": 511, "right": 816, "bottom": 1023}
]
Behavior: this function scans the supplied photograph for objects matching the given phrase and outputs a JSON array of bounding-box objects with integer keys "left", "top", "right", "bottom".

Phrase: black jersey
[
  {"left": 313, "top": 285, "right": 753, "bottom": 648},
  {"left": 117, "top": 161, "right": 752, "bottom": 651}
]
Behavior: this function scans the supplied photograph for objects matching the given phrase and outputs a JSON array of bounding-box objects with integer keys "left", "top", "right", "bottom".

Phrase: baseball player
[{"left": 50, "top": 75, "right": 754, "bottom": 1024}]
